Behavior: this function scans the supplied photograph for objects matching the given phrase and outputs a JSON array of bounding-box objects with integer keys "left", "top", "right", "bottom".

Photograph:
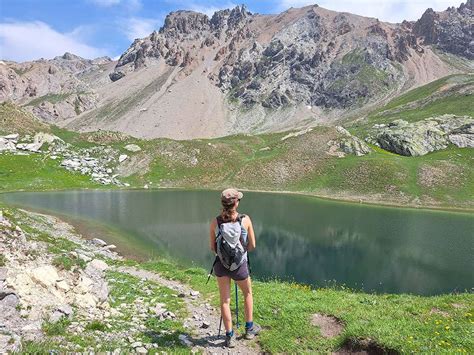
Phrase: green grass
[
  {"left": 0, "top": 253, "right": 6, "bottom": 266},
  {"left": 350, "top": 74, "right": 474, "bottom": 136},
  {"left": 119, "top": 257, "right": 474, "bottom": 353},
  {"left": 52, "top": 254, "right": 86, "bottom": 270},
  {"left": 0, "top": 153, "right": 99, "bottom": 192},
  {"left": 42, "top": 318, "right": 71, "bottom": 336},
  {"left": 84, "top": 320, "right": 107, "bottom": 332},
  {"left": 25, "top": 93, "right": 72, "bottom": 107}
]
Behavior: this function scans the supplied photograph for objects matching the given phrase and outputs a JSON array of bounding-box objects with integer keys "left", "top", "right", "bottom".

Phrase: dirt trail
[{"left": 116, "top": 266, "right": 261, "bottom": 354}]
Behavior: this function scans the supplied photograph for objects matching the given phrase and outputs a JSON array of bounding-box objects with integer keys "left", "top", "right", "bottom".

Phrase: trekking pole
[
  {"left": 206, "top": 256, "right": 218, "bottom": 285},
  {"left": 218, "top": 316, "right": 223, "bottom": 337},
  {"left": 235, "top": 282, "right": 240, "bottom": 328}
]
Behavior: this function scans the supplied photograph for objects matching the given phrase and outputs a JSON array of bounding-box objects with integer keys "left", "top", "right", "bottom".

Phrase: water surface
[{"left": 3, "top": 190, "right": 473, "bottom": 295}]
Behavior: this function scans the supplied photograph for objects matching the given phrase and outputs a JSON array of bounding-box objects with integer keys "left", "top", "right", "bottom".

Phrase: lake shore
[
  {"left": 2, "top": 186, "right": 474, "bottom": 215},
  {"left": 1, "top": 202, "right": 473, "bottom": 353}
]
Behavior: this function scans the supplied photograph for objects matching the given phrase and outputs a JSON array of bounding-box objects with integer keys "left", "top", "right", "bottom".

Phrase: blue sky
[{"left": 0, "top": 0, "right": 464, "bottom": 62}]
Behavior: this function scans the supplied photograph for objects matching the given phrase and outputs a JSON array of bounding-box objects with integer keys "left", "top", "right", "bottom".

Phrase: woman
[{"left": 209, "top": 188, "right": 261, "bottom": 348}]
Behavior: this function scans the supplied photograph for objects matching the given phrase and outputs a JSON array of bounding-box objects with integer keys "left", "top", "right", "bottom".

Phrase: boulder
[
  {"left": 56, "top": 280, "right": 70, "bottom": 292},
  {"left": 16, "top": 142, "right": 43, "bottom": 152},
  {"left": 372, "top": 115, "right": 474, "bottom": 156},
  {"left": 91, "top": 238, "right": 107, "bottom": 247},
  {"left": 75, "top": 293, "right": 97, "bottom": 308},
  {"left": 0, "top": 138, "right": 16, "bottom": 152},
  {"left": 86, "top": 259, "right": 108, "bottom": 272},
  {"left": 124, "top": 144, "right": 142, "bottom": 152},
  {"left": 31, "top": 265, "right": 59, "bottom": 288},
  {"left": 119, "top": 154, "right": 128, "bottom": 163},
  {"left": 3, "top": 133, "right": 19, "bottom": 141},
  {"left": 33, "top": 132, "right": 64, "bottom": 145},
  {"left": 339, "top": 137, "right": 371, "bottom": 156}
]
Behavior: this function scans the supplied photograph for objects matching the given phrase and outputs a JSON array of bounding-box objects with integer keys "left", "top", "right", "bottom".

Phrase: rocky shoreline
[
  {"left": 0, "top": 208, "right": 260, "bottom": 354},
  {"left": 0, "top": 132, "right": 145, "bottom": 187}
]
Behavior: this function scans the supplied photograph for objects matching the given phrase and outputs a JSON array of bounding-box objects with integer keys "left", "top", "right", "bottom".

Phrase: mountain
[
  {"left": 0, "top": 2, "right": 472, "bottom": 139},
  {"left": 0, "top": 53, "right": 114, "bottom": 122}
]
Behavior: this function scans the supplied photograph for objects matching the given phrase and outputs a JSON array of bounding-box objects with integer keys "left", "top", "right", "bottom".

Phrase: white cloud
[
  {"left": 0, "top": 21, "right": 107, "bottom": 62},
  {"left": 277, "top": 0, "right": 464, "bottom": 23},
  {"left": 187, "top": 2, "right": 238, "bottom": 17},
  {"left": 120, "top": 17, "right": 162, "bottom": 41}
]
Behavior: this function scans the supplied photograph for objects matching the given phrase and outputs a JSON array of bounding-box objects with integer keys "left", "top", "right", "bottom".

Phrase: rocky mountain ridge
[
  {"left": 0, "top": 2, "right": 472, "bottom": 139},
  {"left": 0, "top": 53, "right": 115, "bottom": 122}
]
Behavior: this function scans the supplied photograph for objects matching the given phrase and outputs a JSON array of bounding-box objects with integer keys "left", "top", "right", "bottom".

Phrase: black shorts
[{"left": 214, "top": 259, "right": 249, "bottom": 281}]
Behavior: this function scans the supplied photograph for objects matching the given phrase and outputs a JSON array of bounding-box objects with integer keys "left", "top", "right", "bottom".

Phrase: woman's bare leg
[
  {"left": 216, "top": 276, "right": 232, "bottom": 331},
  {"left": 236, "top": 277, "right": 253, "bottom": 323}
]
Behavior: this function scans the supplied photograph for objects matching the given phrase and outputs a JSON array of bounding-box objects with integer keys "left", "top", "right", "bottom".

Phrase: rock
[
  {"left": 119, "top": 154, "right": 128, "bottom": 163},
  {"left": 50, "top": 310, "right": 66, "bottom": 323},
  {"left": 103, "top": 244, "right": 117, "bottom": 250},
  {"left": 56, "top": 280, "right": 70, "bottom": 292},
  {"left": 56, "top": 304, "right": 73, "bottom": 316},
  {"left": 131, "top": 341, "right": 143, "bottom": 348},
  {"left": 178, "top": 334, "right": 193, "bottom": 347},
  {"left": 87, "top": 259, "right": 109, "bottom": 272},
  {"left": 0, "top": 267, "right": 7, "bottom": 281},
  {"left": 0, "top": 138, "right": 16, "bottom": 152},
  {"left": 1, "top": 293, "right": 19, "bottom": 307},
  {"left": 201, "top": 321, "right": 210, "bottom": 329},
  {"left": 75, "top": 293, "right": 97, "bottom": 308},
  {"left": 124, "top": 144, "right": 142, "bottom": 152},
  {"left": 31, "top": 265, "right": 59, "bottom": 288},
  {"left": 335, "top": 126, "right": 351, "bottom": 137},
  {"left": 91, "top": 238, "right": 108, "bottom": 247},
  {"left": 281, "top": 128, "right": 313, "bottom": 141},
  {"left": 339, "top": 136, "right": 371, "bottom": 156},
  {"left": 372, "top": 115, "right": 473, "bottom": 156},
  {"left": 3, "top": 133, "right": 19, "bottom": 141},
  {"left": 190, "top": 290, "right": 200, "bottom": 297},
  {"left": 33, "top": 132, "right": 64, "bottom": 145},
  {"left": 16, "top": 142, "right": 43, "bottom": 152},
  {"left": 136, "top": 347, "right": 147, "bottom": 354}
]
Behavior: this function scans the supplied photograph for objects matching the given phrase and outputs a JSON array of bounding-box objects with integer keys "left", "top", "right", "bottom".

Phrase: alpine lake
[{"left": 3, "top": 189, "right": 473, "bottom": 296}]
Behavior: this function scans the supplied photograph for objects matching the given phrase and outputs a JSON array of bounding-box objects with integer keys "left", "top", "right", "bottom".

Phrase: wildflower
[{"left": 445, "top": 326, "right": 450, "bottom": 330}]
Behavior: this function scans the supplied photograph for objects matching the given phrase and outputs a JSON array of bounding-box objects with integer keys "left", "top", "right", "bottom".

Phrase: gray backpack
[{"left": 216, "top": 214, "right": 247, "bottom": 271}]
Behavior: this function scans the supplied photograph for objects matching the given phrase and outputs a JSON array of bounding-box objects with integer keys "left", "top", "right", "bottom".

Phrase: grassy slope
[
  {"left": 6, "top": 205, "right": 471, "bottom": 353},
  {"left": 7, "top": 206, "right": 474, "bottom": 353},
  {"left": 1, "top": 76, "right": 473, "bottom": 208},
  {"left": 0, "top": 102, "right": 50, "bottom": 135},
  {"left": 118, "top": 257, "right": 474, "bottom": 353}
]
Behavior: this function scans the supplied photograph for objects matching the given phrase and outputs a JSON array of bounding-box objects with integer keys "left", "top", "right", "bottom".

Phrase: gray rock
[
  {"left": 372, "top": 115, "right": 474, "bottom": 156},
  {"left": 56, "top": 304, "right": 73, "bottom": 316},
  {"left": 118, "top": 154, "right": 128, "bottom": 163},
  {"left": 0, "top": 294, "right": 19, "bottom": 307},
  {"left": 339, "top": 136, "right": 371, "bottom": 156},
  {"left": 136, "top": 347, "right": 148, "bottom": 354},
  {"left": 124, "top": 144, "right": 142, "bottom": 152},
  {"left": 0, "top": 267, "right": 7, "bottom": 281},
  {"left": 91, "top": 238, "right": 108, "bottom": 247}
]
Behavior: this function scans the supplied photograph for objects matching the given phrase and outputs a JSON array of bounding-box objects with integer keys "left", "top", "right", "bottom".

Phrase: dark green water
[{"left": 3, "top": 190, "right": 473, "bottom": 295}]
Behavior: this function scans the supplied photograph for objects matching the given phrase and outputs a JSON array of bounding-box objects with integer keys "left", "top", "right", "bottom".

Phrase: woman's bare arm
[
  {"left": 244, "top": 216, "right": 256, "bottom": 251},
  {"left": 209, "top": 218, "right": 217, "bottom": 253}
]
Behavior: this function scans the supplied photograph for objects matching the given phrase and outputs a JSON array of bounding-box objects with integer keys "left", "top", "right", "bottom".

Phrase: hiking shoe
[
  {"left": 244, "top": 323, "right": 261, "bottom": 340},
  {"left": 224, "top": 332, "right": 236, "bottom": 348}
]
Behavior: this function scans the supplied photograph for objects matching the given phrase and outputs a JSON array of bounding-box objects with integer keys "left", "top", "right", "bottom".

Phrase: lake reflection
[{"left": 3, "top": 190, "right": 473, "bottom": 295}]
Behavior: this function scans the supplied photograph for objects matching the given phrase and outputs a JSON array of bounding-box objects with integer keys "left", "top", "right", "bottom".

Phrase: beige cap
[{"left": 221, "top": 188, "right": 243, "bottom": 203}]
